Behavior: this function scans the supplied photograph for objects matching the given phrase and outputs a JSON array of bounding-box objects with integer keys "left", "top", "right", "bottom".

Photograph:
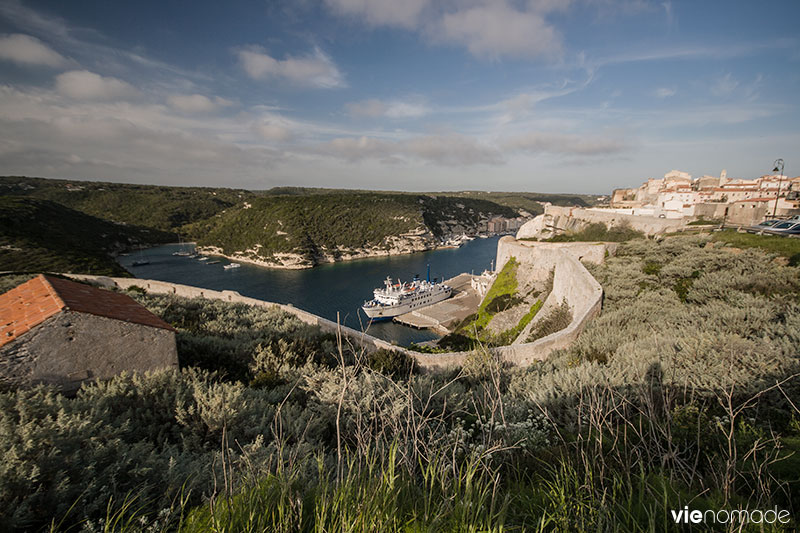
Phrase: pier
[{"left": 393, "top": 273, "right": 482, "bottom": 334}]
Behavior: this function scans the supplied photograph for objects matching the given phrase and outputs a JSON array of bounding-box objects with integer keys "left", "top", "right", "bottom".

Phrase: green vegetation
[
  {"left": 451, "top": 190, "right": 594, "bottom": 210},
  {"left": 0, "top": 197, "right": 173, "bottom": 275},
  {"left": 187, "top": 193, "right": 517, "bottom": 265},
  {"left": 526, "top": 300, "right": 572, "bottom": 342},
  {"left": 712, "top": 229, "right": 800, "bottom": 266},
  {"left": 1, "top": 176, "right": 247, "bottom": 232},
  {"left": 185, "top": 193, "right": 423, "bottom": 261},
  {"left": 545, "top": 222, "right": 645, "bottom": 242},
  {"left": 262, "top": 186, "right": 595, "bottom": 212},
  {"left": 2, "top": 234, "right": 800, "bottom": 531},
  {"left": 687, "top": 217, "right": 722, "bottom": 225},
  {"left": 493, "top": 299, "right": 543, "bottom": 345},
  {"left": 468, "top": 257, "right": 520, "bottom": 331},
  {"left": 440, "top": 258, "right": 545, "bottom": 349},
  {"left": 2, "top": 177, "right": 521, "bottom": 269},
  {"left": 366, "top": 348, "right": 417, "bottom": 377}
]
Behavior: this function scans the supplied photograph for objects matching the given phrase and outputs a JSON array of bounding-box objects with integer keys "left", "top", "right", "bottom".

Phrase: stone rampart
[
  {"left": 517, "top": 205, "right": 687, "bottom": 240},
  {"left": 68, "top": 238, "right": 605, "bottom": 370}
]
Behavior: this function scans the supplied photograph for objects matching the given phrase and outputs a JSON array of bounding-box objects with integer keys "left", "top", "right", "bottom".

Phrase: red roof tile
[{"left": 0, "top": 275, "right": 175, "bottom": 347}]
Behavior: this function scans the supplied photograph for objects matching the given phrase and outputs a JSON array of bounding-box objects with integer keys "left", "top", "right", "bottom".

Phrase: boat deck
[{"left": 393, "top": 273, "right": 483, "bottom": 334}]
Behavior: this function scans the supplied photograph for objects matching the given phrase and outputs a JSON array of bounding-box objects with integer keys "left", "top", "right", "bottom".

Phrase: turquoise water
[{"left": 119, "top": 236, "right": 500, "bottom": 346}]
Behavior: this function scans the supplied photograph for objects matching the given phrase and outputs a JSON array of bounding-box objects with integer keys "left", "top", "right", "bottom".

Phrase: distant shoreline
[{"left": 197, "top": 243, "right": 452, "bottom": 270}]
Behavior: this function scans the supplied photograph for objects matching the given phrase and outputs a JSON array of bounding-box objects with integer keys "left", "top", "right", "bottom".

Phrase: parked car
[
  {"left": 762, "top": 221, "right": 800, "bottom": 235},
  {"left": 746, "top": 219, "right": 782, "bottom": 234}
]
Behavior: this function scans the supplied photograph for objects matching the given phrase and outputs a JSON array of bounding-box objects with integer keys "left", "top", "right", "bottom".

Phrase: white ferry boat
[
  {"left": 223, "top": 262, "right": 241, "bottom": 270},
  {"left": 362, "top": 270, "right": 452, "bottom": 321}
]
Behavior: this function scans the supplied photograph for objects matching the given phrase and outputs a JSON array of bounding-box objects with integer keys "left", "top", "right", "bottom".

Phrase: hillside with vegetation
[
  {"left": 0, "top": 176, "right": 249, "bottom": 233},
  {"left": 185, "top": 193, "right": 518, "bottom": 268},
  {"left": 1, "top": 177, "right": 522, "bottom": 270},
  {"left": 0, "top": 197, "right": 173, "bottom": 275},
  {"left": 2, "top": 233, "right": 798, "bottom": 531},
  {"left": 262, "top": 187, "right": 595, "bottom": 216},
  {"left": 437, "top": 257, "right": 550, "bottom": 351}
]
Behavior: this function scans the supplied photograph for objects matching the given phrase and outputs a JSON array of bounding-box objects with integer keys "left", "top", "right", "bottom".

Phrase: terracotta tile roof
[{"left": 0, "top": 275, "right": 175, "bottom": 347}]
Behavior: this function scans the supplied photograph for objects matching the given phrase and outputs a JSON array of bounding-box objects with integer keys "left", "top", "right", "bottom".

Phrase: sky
[{"left": 0, "top": 0, "right": 798, "bottom": 193}]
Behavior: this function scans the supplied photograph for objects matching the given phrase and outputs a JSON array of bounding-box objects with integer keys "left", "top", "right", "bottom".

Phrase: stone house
[{"left": 0, "top": 275, "right": 178, "bottom": 391}]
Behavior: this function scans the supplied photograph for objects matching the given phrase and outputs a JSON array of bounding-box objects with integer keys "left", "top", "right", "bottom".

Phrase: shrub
[
  {"left": 526, "top": 300, "right": 572, "bottom": 342},
  {"left": 546, "top": 222, "right": 645, "bottom": 243},
  {"left": 367, "top": 349, "right": 416, "bottom": 377}
]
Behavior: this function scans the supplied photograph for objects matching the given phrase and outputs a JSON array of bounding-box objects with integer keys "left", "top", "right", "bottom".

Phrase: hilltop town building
[
  {"left": 0, "top": 275, "right": 178, "bottom": 391},
  {"left": 610, "top": 169, "right": 800, "bottom": 224},
  {"left": 487, "top": 216, "right": 526, "bottom": 233}
]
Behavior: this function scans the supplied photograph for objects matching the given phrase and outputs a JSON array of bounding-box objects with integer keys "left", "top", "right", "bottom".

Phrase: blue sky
[{"left": 0, "top": 0, "right": 797, "bottom": 193}]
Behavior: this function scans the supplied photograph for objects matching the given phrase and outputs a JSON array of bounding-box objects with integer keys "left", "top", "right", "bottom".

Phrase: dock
[{"left": 393, "top": 273, "right": 483, "bottom": 334}]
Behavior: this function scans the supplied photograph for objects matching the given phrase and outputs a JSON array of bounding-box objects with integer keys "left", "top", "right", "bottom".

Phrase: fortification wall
[
  {"left": 517, "top": 205, "right": 686, "bottom": 239},
  {"left": 491, "top": 238, "right": 604, "bottom": 365},
  {"left": 68, "top": 238, "right": 605, "bottom": 370}
]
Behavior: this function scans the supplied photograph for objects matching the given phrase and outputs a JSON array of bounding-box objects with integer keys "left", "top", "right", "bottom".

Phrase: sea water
[{"left": 119, "top": 236, "right": 501, "bottom": 346}]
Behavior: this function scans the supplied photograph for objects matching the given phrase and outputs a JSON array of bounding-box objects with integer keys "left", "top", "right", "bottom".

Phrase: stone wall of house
[{"left": 0, "top": 311, "right": 178, "bottom": 391}]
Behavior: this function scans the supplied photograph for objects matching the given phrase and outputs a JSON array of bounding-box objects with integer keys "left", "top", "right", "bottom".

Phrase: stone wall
[
  {"left": 0, "top": 311, "right": 178, "bottom": 391},
  {"left": 490, "top": 238, "right": 604, "bottom": 366},
  {"left": 69, "top": 237, "right": 606, "bottom": 371},
  {"left": 68, "top": 274, "right": 402, "bottom": 355},
  {"left": 517, "top": 205, "right": 687, "bottom": 240}
]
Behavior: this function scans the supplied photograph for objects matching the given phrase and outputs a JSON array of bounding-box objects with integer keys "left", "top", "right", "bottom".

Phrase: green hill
[
  {"left": 184, "top": 193, "right": 517, "bottom": 266},
  {"left": 0, "top": 197, "right": 173, "bottom": 275},
  {"left": 1, "top": 177, "right": 527, "bottom": 269},
  {"left": 0, "top": 176, "right": 249, "bottom": 232}
]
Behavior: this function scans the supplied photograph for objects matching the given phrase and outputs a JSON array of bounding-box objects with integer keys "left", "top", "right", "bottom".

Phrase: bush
[
  {"left": 526, "top": 300, "right": 572, "bottom": 342},
  {"left": 546, "top": 222, "right": 644, "bottom": 243},
  {"left": 4, "top": 234, "right": 800, "bottom": 531},
  {"left": 367, "top": 349, "right": 416, "bottom": 377}
]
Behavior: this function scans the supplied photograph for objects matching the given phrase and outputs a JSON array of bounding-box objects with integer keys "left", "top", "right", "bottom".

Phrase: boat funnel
[{"left": 426, "top": 263, "right": 431, "bottom": 282}]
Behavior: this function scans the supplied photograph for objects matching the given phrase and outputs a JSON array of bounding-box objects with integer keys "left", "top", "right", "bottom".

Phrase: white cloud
[
  {"left": 323, "top": 0, "right": 564, "bottom": 60},
  {"left": 0, "top": 85, "right": 282, "bottom": 186},
  {"left": 55, "top": 70, "right": 139, "bottom": 101},
  {"left": 254, "top": 117, "right": 294, "bottom": 142},
  {"left": 317, "top": 133, "right": 502, "bottom": 165},
  {"left": 346, "top": 98, "right": 429, "bottom": 118},
  {"left": 236, "top": 46, "right": 345, "bottom": 88},
  {"left": 655, "top": 87, "right": 676, "bottom": 98},
  {"left": 502, "top": 131, "right": 629, "bottom": 156},
  {"left": 436, "top": 1, "right": 562, "bottom": 59},
  {"left": 711, "top": 73, "right": 739, "bottom": 97},
  {"left": 324, "top": 0, "right": 429, "bottom": 28},
  {"left": 168, "top": 93, "right": 233, "bottom": 113},
  {"left": 0, "top": 33, "right": 66, "bottom": 67}
]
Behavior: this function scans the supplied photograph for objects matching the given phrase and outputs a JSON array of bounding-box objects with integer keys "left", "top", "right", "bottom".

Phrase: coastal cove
[{"left": 119, "top": 236, "right": 502, "bottom": 346}]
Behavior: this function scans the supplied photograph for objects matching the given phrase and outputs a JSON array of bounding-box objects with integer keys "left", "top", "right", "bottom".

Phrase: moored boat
[{"left": 362, "top": 266, "right": 451, "bottom": 320}]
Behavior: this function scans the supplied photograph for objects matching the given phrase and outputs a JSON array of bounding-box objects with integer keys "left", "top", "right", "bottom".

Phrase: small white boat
[
  {"left": 223, "top": 263, "right": 241, "bottom": 270},
  {"left": 198, "top": 257, "right": 208, "bottom": 262}
]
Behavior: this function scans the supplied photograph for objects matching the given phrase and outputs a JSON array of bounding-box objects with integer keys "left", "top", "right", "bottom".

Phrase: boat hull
[{"left": 362, "top": 287, "right": 452, "bottom": 320}]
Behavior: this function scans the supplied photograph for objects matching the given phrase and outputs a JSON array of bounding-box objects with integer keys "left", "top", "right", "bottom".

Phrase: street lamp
[{"left": 772, "top": 158, "right": 784, "bottom": 218}]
